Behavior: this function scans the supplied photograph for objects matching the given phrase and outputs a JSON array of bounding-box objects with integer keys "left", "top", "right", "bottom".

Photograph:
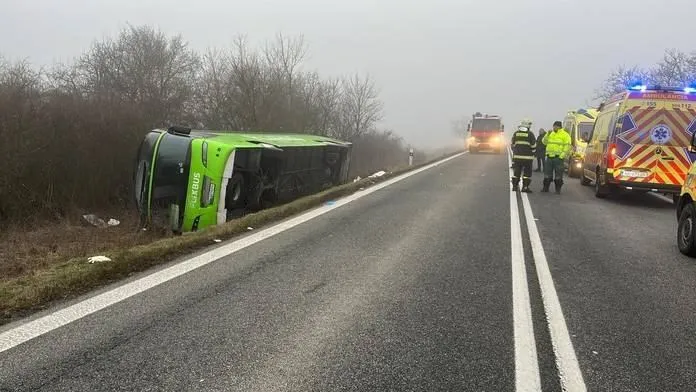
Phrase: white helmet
[{"left": 521, "top": 118, "right": 533, "bottom": 128}]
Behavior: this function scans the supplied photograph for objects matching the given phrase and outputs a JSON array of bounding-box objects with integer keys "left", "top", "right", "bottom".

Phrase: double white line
[{"left": 508, "top": 152, "right": 587, "bottom": 392}]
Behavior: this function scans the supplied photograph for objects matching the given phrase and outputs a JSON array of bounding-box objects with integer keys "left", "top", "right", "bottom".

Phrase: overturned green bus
[{"left": 134, "top": 126, "right": 352, "bottom": 232}]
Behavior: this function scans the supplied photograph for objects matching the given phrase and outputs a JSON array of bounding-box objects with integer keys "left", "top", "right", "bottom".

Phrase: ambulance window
[
  {"left": 593, "top": 113, "right": 608, "bottom": 142},
  {"left": 588, "top": 117, "right": 599, "bottom": 142},
  {"left": 595, "top": 110, "right": 616, "bottom": 142},
  {"left": 607, "top": 111, "right": 619, "bottom": 138}
]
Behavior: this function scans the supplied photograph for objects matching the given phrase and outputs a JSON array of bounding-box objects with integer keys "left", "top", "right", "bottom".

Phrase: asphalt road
[{"left": 1, "top": 152, "right": 695, "bottom": 391}]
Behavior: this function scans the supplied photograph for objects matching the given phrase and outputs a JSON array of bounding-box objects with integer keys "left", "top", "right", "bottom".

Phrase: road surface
[{"left": 1, "top": 152, "right": 695, "bottom": 391}]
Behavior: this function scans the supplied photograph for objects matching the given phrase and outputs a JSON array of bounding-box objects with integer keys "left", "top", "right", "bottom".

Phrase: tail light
[{"left": 607, "top": 143, "right": 618, "bottom": 169}]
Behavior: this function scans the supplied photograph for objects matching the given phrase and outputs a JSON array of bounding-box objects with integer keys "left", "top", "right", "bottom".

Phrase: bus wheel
[
  {"left": 677, "top": 203, "right": 696, "bottom": 257},
  {"left": 226, "top": 173, "right": 247, "bottom": 210}
]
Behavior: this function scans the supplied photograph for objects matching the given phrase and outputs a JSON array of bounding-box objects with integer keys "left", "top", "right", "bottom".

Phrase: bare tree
[
  {"left": 336, "top": 73, "right": 384, "bottom": 140},
  {"left": 651, "top": 48, "right": 695, "bottom": 87},
  {"left": 451, "top": 116, "right": 469, "bottom": 137},
  {"left": 55, "top": 25, "right": 199, "bottom": 125},
  {"left": 196, "top": 48, "right": 237, "bottom": 128},
  {"left": 265, "top": 34, "right": 306, "bottom": 97},
  {"left": 594, "top": 65, "right": 651, "bottom": 101},
  {"left": 594, "top": 48, "right": 696, "bottom": 104},
  {"left": 316, "top": 77, "right": 343, "bottom": 135}
]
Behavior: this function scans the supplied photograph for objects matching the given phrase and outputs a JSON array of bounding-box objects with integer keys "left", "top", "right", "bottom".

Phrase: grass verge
[{"left": 0, "top": 151, "right": 463, "bottom": 325}]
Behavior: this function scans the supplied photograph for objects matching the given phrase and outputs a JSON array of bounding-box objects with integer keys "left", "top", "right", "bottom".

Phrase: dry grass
[
  {"left": 0, "top": 211, "right": 167, "bottom": 280},
  {"left": 0, "top": 151, "right": 461, "bottom": 325}
]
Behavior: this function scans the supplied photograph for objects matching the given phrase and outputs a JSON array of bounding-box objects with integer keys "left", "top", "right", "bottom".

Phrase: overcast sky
[{"left": 2, "top": 0, "right": 695, "bottom": 148}]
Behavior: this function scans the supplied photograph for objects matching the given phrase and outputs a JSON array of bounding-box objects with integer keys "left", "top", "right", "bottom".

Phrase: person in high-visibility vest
[
  {"left": 510, "top": 122, "right": 537, "bottom": 192},
  {"left": 542, "top": 121, "right": 572, "bottom": 194}
]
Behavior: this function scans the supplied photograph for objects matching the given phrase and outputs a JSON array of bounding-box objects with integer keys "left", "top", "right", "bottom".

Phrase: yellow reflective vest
[{"left": 542, "top": 129, "right": 572, "bottom": 159}]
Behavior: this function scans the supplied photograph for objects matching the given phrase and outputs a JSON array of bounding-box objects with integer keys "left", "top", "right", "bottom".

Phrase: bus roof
[{"left": 159, "top": 129, "right": 352, "bottom": 148}]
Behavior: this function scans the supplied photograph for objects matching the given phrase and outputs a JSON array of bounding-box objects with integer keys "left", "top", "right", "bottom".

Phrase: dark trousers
[
  {"left": 544, "top": 156, "right": 565, "bottom": 187},
  {"left": 512, "top": 159, "right": 533, "bottom": 188},
  {"left": 536, "top": 156, "right": 544, "bottom": 171}
]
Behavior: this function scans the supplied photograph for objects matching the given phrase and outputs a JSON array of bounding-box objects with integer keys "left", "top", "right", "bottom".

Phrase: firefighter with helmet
[{"left": 511, "top": 119, "right": 537, "bottom": 192}]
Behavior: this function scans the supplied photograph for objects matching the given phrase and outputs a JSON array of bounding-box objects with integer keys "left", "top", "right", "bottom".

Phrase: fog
[{"left": 2, "top": 0, "right": 695, "bottom": 148}]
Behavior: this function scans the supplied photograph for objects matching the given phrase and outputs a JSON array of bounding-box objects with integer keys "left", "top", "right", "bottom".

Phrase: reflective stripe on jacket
[
  {"left": 511, "top": 130, "right": 537, "bottom": 160},
  {"left": 542, "top": 129, "right": 571, "bottom": 159}
]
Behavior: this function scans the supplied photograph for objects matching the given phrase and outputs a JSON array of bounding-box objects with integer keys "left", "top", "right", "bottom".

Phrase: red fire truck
[{"left": 467, "top": 112, "right": 505, "bottom": 154}]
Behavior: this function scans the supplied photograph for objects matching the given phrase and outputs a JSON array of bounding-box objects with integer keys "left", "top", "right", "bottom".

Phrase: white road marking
[
  {"left": 0, "top": 152, "right": 466, "bottom": 354},
  {"left": 508, "top": 151, "right": 542, "bottom": 392},
  {"left": 521, "top": 194, "right": 587, "bottom": 392}
]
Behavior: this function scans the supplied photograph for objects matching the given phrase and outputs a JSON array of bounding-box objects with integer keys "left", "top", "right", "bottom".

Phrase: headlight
[
  {"left": 201, "top": 142, "right": 208, "bottom": 168},
  {"left": 200, "top": 175, "right": 216, "bottom": 207}
]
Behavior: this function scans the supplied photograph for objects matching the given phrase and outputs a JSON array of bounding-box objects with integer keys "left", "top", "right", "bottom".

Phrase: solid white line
[
  {"left": 521, "top": 194, "right": 587, "bottom": 392},
  {"left": 508, "top": 151, "right": 542, "bottom": 392},
  {"left": 0, "top": 152, "right": 466, "bottom": 354}
]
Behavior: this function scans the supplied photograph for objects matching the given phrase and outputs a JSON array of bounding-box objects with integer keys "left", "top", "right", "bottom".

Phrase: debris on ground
[
  {"left": 326, "top": 201, "right": 336, "bottom": 206},
  {"left": 107, "top": 218, "right": 120, "bottom": 227},
  {"left": 82, "top": 214, "right": 120, "bottom": 228},
  {"left": 353, "top": 176, "right": 362, "bottom": 183},
  {"left": 82, "top": 214, "right": 108, "bottom": 228},
  {"left": 213, "top": 239, "right": 222, "bottom": 243},
  {"left": 247, "top": 227, "right": 254, "bottom": 231},
  {"left": 87, "top": 255, "right": 111, "bottom": 263},
  {"left": 368, "top": 170, "right": 386, "bottom": 178}
]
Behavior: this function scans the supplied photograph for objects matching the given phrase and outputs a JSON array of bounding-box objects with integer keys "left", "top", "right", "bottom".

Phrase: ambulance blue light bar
[
  {"left": 628, "top": 84, "right": 647, "bottom": 92},
  {"left": 627, "top": 83, "right": 696, "bottom": 93}
]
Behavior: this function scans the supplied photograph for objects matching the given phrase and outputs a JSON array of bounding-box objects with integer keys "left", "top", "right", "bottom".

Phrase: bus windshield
[{"left": 134, "top": 131, "right": 192, "bottom": 225}]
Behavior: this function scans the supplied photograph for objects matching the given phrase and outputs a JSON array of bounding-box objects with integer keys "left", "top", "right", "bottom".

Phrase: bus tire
[
  {"left": 677, "top": 203, "right": 696, "bottom": 257},
  {"left": 226, "top": 173, "right": 247, "bottom": 210}
]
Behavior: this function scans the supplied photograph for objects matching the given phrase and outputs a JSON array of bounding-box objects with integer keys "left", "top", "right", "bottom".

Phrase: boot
[
  {"left": 554, "top": 179, "right": 563, "bottom": 194},
  {"left": 522, "top": 179, "right": 532, "bottom": 193},
  {"left": 511, "top": 177, "right": 520, "bottom": 192},
  {"left": 512, "top": 184, "right": 519, "bottom": 192},
  {"left": 541, "top": 179, "right": 551, "bottom": 192}
]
